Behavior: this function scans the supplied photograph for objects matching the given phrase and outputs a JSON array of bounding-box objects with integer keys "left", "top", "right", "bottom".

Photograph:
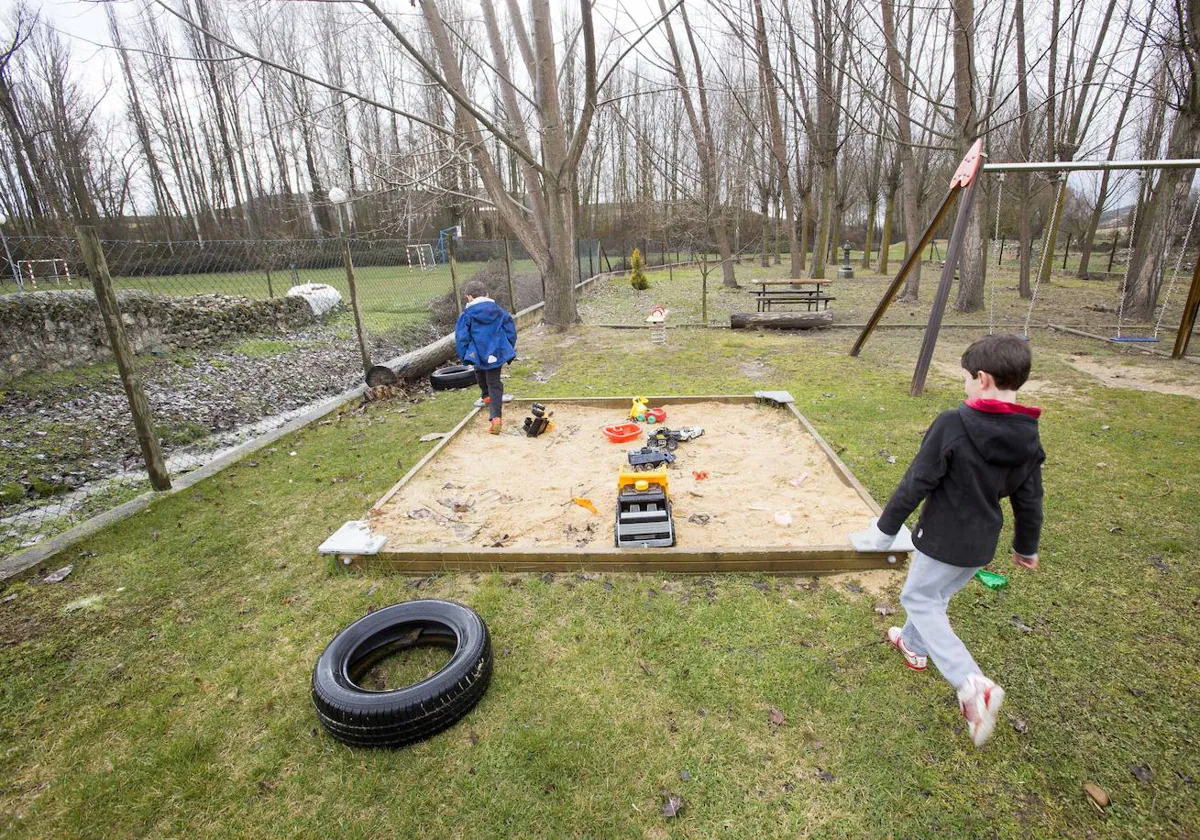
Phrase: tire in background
[
  {"left": 430, "top": 364, "right": 476, "bottom": 391},
  {"left": 311, "top": 599, "right": 492, "bottom": 748}
]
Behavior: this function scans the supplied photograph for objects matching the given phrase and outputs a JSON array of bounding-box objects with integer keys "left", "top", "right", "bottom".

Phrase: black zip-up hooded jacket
[{"left": 877, "top": 399, "right": 1045, "bottom": 568}]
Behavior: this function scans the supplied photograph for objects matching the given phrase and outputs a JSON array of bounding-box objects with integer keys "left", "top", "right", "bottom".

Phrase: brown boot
[{"left": 489, "top": 417, "right": 503, "bottom": 435}]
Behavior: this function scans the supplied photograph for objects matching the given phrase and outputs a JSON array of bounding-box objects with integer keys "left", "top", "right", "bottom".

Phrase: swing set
[{"left": 851, "top": 140, "right": 1200, "bottom": 395}]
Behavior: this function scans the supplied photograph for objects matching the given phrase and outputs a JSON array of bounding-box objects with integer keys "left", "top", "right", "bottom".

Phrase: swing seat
[{"left": 1109, "top": 336, "right": 1159, "bottom": 343}]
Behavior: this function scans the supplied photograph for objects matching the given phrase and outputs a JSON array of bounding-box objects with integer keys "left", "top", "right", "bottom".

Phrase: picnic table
[{"left": 747, "top": 279, "right": 836, "bottom": 312}]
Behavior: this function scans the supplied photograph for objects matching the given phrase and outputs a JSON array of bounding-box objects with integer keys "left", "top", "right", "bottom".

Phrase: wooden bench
[{"left": 748, "top": 288, "right": 836, "bottom": 312}]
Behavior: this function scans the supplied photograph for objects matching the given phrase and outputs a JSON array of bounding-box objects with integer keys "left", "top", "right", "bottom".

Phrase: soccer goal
[
  {"left": 19, "top": 258, "right": 73, "bottom": 289},
  {"left": 406, "top": 244, "right": 436, "bottom": 272}
]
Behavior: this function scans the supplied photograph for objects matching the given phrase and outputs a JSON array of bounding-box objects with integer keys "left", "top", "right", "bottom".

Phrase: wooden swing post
[
  {"left": 1173, "top": 252, "right": 1200, "bottom": 358},
  {"left": 850, "top": 139, "right": 984, "bottom": 359}
]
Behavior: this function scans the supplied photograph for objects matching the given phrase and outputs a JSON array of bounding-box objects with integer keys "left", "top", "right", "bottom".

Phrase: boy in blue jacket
[
  {"left": 853, "top": 333, "right": 1045, "bottom": 747},
  {"left": 455, "top": 280, "right": 517, "bottom": 434}
]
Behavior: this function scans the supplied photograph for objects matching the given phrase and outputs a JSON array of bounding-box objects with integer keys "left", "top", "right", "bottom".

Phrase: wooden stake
[
  {"left": 1172, "top": 252, "right": 1200, "bottom": 358},
  {"left": 75, "top": 226, "right": 171, "bottom": 491},
  {"left": 341, "top": 236, "right": 372, "bottom": 376},
  {"left": 448, "top": 235, "right": 462, "bottom": 314}
]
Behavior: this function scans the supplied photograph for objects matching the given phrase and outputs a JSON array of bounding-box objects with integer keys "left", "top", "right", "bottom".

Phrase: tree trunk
[
  {"left": 951, "top": 0, "right": 983, "bottom": 313},
  {"left": 881, "top": 0, "right": 923, "bottom": 299},
  {"left": 879, "top": 184, "right": 896, "bottom": 275}
]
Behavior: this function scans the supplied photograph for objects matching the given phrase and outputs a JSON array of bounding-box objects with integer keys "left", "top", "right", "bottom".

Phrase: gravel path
[{"left": 0, "top": 323, "right": 433, "bottom": 503}]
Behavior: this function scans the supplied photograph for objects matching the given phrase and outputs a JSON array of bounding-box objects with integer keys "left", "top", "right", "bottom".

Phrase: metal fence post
[{"left": 75, "top": 225, "right": 171, "bottom": 491}]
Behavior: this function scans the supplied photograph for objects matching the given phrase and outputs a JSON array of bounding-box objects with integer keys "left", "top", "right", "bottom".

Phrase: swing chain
[
  {"left": 1024, "top": 173, "right": 1067, "bottom": 338},
  {"left": 990, "top": 174, "right": 1006, "bottom": 335},
  {"left": 1153, "top": 190, "right": 1200, "bottom": 337},
  {"left": 1115, "top": 170, "right": 1146, "bottom": 340}
]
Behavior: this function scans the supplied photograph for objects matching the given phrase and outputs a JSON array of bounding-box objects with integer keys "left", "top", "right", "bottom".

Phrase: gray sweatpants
[{"left": 899, "top": 550, "right": 982, "bottom": 690}]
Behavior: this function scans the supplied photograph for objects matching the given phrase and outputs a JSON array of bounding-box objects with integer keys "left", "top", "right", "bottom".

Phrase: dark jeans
[{"left": 475, "top": 367, "right": 504, "bottom": 419}]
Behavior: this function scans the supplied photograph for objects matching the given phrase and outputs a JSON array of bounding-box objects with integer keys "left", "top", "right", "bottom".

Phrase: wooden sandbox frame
[{"left": 333, "top": 395, "right": 907, "bottom": 574}]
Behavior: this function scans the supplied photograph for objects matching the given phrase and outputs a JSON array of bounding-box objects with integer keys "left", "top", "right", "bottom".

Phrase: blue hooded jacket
[{"left": 455, "top": 298, "right": 517, "bottom": 370}]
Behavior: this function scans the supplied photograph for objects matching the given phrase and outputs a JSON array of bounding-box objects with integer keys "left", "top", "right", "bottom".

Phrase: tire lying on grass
[
  {"left": 430, "top": 364, "right": 476, "bottom": 391},
  {"left": 311, "top": 599, "right": 492, "bottom": 748}
]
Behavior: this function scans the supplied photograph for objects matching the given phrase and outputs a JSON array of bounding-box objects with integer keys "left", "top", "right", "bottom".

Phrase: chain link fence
[{"left": 0, "top": 235, "right": 600, "bottom": 567}]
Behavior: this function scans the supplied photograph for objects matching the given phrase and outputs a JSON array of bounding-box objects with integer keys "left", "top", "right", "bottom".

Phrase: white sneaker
[
  {"left": 886, "top": 627, "right": 928, "bottom": 671},
  {"left": 957, "top": 674, "right": 1005, "bottom": 747},
  {"left": 473, "top": 395, "right": 514, "bottom": 408}
]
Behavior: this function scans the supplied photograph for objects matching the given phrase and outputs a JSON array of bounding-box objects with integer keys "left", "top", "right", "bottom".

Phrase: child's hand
[{"left": 1012, "top": 551, "right": 1038, "bottom": 570}]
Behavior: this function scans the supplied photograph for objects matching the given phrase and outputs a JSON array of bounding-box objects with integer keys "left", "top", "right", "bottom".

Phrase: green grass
[
  {"left": 581, "top": 251, "right": 1191, "bottom": 338},
  {"left": 113, "top": 261, "right": 538, "bottom": 337},
  {"left": 0, "top": 327, "right": 1197, "bottom": 837}
]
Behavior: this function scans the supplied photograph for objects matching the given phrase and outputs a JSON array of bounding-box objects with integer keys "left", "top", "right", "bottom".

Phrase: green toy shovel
[{"left": 974, "top": 569, "right": 1009, "bottom": 590}]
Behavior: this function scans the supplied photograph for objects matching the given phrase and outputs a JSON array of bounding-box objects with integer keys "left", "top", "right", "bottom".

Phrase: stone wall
[{"left": 0, "top": 290, "right": 317, "bottom": 382}]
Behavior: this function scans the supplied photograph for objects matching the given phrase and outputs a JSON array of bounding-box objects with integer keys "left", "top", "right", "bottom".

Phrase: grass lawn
[
  {"left": 1, "top": 324, "right": 1197, "bottom": 837},
  {"left": 582, "top": 246, "right": 1193, "bottom": 343}
]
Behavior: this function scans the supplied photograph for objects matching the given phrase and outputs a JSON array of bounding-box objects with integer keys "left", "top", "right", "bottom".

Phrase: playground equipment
[
  {"left": 437, "top": 225, "right": 463, "bottom": 266},
  {"left": 406, "top": 244, "right": 435, "bottom": 272},
  {"left": 18, "top": 258, "right": 73, "bottom": 289},
  {"left": 646, "top": 304, "right": 667, "bottom": 345},
  {"left": 852, "top": 144, "right": 1200, "bottom": 389}
]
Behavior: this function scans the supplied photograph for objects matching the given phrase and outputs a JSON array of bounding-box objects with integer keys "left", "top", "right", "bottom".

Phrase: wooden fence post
[
  {"left": 75, "top": 226, "right": 171, "bottom": 491},
  {"left": 340, "top": 236, "right": 373, "bottom": 376},
  {"left": 448, "top": 235, "right": 462, "bottom": 313},
  {"left": 504, "top": 238, "right": 516, "bottom": 309}
]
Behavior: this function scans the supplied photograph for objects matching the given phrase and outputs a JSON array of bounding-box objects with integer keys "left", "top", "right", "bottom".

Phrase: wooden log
[
  {"left": 730, "top": 310, "right": 834, "bottom": 330},
  {"left": 75, "top": 226, "right": 171, "bottom": 491},
  {"left": 377, "top": 333, "right": 458, "bottom": 381}
]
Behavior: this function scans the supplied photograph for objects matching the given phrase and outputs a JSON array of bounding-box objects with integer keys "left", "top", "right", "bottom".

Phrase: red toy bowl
[{"left": 602, "top": 423, "right": 642, "bottom": 443}]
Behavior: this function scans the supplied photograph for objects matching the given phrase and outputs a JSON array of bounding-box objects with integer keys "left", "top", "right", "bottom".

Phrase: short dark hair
[
  {"left": 463, "top": 280, "right": 488, "bottom": 299},
  {"left": 961, "top": 334, "right": 1032, "bottom": 390}
]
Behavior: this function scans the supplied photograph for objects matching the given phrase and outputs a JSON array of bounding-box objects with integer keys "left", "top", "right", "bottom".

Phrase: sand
[{"left": 369, "top": 401, "right": 879, "bottom": 551}]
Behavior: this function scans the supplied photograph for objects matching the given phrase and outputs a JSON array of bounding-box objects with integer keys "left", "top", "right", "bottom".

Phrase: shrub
[{"left": 629, "top": 248, "right": 649, "bottom": 290}]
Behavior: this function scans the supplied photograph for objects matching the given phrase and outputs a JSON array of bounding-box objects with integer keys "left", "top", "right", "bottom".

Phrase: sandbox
[{"left": 329, "top": 395, "right": 906, "bottom": 573}]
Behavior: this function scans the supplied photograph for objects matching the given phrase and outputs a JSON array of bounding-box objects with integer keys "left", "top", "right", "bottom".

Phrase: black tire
[
  {"left": 430, "top": 364, "right": 476, "bottom": 391},
  {"left": 311, "top": 600, "right": 492, "bottom": 748}
]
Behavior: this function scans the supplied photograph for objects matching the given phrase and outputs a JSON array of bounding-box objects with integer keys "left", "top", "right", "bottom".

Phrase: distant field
[{"left": 0, "top": 260, "right": 541, "bottom": 336}]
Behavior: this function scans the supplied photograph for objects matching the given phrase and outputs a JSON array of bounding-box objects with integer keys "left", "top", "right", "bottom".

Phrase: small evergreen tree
[{"left": 629, "top": 248, "right": 649, "bottom": 290}]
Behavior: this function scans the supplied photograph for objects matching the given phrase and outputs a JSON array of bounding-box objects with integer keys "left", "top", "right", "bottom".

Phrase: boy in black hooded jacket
[{"left": 854, "top": 333, "right": 1044, "bottom": 747}]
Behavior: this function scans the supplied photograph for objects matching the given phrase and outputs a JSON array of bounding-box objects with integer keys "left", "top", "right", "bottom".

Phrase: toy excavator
[{"left": 614, "top": 467, "right": 675, "bottom": 548}]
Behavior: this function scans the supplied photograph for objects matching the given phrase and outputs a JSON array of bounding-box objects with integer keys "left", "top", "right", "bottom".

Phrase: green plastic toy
[{"left": 974, "top": 569, "right": 1009, "bottom": 590}]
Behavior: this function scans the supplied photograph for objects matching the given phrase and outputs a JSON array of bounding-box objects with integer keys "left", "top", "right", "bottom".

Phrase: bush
[
  {"left": 428, "top": 261, "right": 544, "bottom": 335},
  {"left": 629, "top": 248, "right": 649, "bottom": 290}
]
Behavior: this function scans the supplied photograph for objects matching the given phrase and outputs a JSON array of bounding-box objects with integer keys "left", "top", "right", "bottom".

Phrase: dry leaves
[
  {"left": 769, "top": 706, "right": 785, "bottom": 726},
  {"left": 1083, "top": 781, "right": 1110, "bottom": 812},
  {"left": 660, "top": 792, "right": 685, "bottom": 818}
]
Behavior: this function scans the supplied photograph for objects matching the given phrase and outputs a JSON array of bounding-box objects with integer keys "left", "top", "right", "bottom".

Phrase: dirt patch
[
  {"left": 930, "top": 358, "right": 1068, "bottom": 398},
  {"left": 369, "top": 400, "right": 879, "bottom": 551},
  {"left": 822, "top": 568, "right": 902, "bottom": 598},
  {"left": 1066, "top": 355, "right": 1200, "bottom": 400},
  {"left": 738, "top": 359, "right": 776, "bottom": 380}
]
